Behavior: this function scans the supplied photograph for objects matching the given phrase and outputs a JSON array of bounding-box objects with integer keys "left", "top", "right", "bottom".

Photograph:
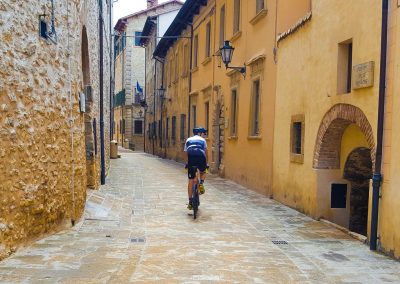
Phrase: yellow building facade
[
  {"left": 149, "top": 0, "right": 399, "bottom": 257},
  {"left": 274, "top": 0, "right": 400, "bottom": 258},
  {"left": 151, "top": 0, "right": 309, "bottom": 195}
]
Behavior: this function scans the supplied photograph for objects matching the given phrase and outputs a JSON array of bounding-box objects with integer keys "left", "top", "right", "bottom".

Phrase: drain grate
[
  {"left": 272, "top": 240, "right": 288, "bottom": 245},
  {"left": 129, "top": 238, "right": 146, "bottom": 243}
]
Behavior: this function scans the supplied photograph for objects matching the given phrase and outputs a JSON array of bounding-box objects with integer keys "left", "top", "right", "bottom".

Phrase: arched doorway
[
  {"left": 343, "top": 147, "right": 372, "bottom": 236},
  {"left": 82, "top": 26, "right": 96, "bottom": 188},
  {"left": 313, "top": 104, "right": 375, "bottom": 232}
]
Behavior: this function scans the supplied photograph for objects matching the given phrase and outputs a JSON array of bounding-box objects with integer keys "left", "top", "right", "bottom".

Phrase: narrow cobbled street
[{"left": 0, "top": 150, "right": 400, "bottom": 283}]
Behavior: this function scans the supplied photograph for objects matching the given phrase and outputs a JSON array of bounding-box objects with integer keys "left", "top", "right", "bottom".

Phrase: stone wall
[{"left": 0, "top": 0, "right": 111, "bottom": 259}]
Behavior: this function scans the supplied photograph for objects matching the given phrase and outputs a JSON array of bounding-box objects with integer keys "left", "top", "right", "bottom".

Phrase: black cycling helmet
[{"left": 193, "top": 127, "right": 207, "bottom": 135}]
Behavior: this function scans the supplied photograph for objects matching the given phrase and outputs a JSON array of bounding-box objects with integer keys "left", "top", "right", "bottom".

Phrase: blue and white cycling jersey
[{"left": 184, "top": 135, "right": 207, "bottom": 157}]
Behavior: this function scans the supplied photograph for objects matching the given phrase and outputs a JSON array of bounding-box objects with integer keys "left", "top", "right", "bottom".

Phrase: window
[
  {"left": 148, "top": 123, "right": 151, "bottom": 139},
  {"left": 194, "top": 35, "right": 199, "bottom": 68},
  {"left": 172, "top": 116, "right": 176, "bottom": 143},
  {"left": 180, "top": 114, "right": 186, "bottom": 140},
  {"left": 134, "top": 31, "right": 142, "bottom": 46},
  {"left": 233, "top": 0, "right": 241, "bottom": 34},
  {"left": 183, "top": 44, "right": 189, "bottom": 76},
  {"left": 158, "top": 120, "right": 162, "bottom": 147},
  {"left": 175, "top": 52, "right": 179, "bottom": 81},
  {"left": 250, "top": 79, "right": 261, "bottom": 136},
  {"left": 205, "top": 22, "right": 211, "bottom": 58},
  {"left": 192, "top": 105, "right": 197, "bottom": 129},
  {"left": 331, "top": 184, "right": 347, "bottom": 208},
  {"left": 337, "top": 39, "right": 353, "bottom": 94},
  {"left": 256, "top": 0, "right": 265, "bottom": 14},
  {"left": 290, "top": 114, "right": 305, "bottom": 163},
  {"left": 292, "top": 122, "right": 302, "bottom": 154},
  {"left": 166, "top": 117, "right": 169, "bottom": 141},
  {"left": 230, "top": 89, "right": 238, "bottom": 136},
  {"left": 219, "top": 5, "right": 225, "bottom": 47},
  {"left": 134, "top": 120, "right": 143, "bottom": 134}
]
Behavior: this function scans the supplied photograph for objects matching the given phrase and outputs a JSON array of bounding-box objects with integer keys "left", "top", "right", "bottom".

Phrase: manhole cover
[
  {"left": 129, "top": 238, "right": 146, "bottom": 243},
  {"left": 272, "top": 240, "right": 288, "bottom": 245}
]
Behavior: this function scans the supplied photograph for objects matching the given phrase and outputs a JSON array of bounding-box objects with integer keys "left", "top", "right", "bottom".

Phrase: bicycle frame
[{"left": 191, "top": 169, "right": 201, "bottom": 219}]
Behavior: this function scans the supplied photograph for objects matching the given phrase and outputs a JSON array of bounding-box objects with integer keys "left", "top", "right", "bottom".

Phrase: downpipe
[
  {"left": 99, "top": 0, "right": 106, "bottom": 185},
  {"left": 370, "top": 0, "right": 388, "bottom": 251}
]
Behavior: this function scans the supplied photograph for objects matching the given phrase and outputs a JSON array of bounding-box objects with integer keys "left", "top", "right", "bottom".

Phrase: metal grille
[
  {"left": 130, "top": 238, "right": 146, "bottom": 243},
  {"left": 272, "top": 240, "right": 288, "bottom": 245}
]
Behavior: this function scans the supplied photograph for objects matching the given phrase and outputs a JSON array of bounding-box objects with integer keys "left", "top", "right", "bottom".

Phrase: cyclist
[{"left": 184, "top": 127, "right": 208, "bottom": 210}]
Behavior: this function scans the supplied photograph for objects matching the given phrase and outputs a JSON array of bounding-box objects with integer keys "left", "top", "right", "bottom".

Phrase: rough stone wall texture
[{"left": 0, "top": 0, "right": 111, "bottom": 259}]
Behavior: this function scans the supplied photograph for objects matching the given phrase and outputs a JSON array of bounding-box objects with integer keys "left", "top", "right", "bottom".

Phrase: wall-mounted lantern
[{"left": 220, "top": 40, "right": 246, "bottom": 75}]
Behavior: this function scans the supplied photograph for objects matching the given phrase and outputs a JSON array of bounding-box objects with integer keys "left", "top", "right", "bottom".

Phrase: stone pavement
[{"left": 0, "top": 151, "right": 400, "bottom": 283}]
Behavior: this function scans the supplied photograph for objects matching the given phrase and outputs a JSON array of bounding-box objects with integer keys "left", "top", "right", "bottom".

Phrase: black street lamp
[{"left": 219, "top": 40, "right": 246, "bottom": 75}]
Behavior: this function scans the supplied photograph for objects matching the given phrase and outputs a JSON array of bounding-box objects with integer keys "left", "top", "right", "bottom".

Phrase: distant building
[
  {"left": 113, "top": 0, "right": 183, "bottom": 151},
  {"left": 0, "top": 0, "right": 112, "bottom": 259}
]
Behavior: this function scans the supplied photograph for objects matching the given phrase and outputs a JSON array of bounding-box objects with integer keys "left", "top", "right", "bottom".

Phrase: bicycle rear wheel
[{"left": 192, "top": 189, "right": 199, "bottom": 219}]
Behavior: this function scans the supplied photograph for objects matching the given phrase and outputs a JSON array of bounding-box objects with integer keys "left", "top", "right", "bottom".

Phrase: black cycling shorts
[{"left": 188, "top": 154, "right": 207, "bottom": 179}]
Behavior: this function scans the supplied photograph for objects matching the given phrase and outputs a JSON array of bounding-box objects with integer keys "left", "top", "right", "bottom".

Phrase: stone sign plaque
[{"left": 352, "top": 61, "right": 374, "bottom": 90}]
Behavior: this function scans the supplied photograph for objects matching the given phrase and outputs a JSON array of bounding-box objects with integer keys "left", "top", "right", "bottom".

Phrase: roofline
[
  {"left": 114, "top": 0, "right": 183, "bottom": 31},
  {"left": 140, "top": 16, "right": 157, "bottom": 46},
  {"left": 153, "top": 0, "right": 208, "bottom": 58}
]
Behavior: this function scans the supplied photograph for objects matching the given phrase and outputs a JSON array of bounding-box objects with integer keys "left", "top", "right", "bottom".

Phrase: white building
[{"left": 113, "top": 0, "right": 183, "bottom": 150}]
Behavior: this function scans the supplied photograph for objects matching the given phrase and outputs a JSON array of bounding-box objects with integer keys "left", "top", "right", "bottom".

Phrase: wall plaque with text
[{"left": 352, "top": 61, "right": 374, "bottom": 90}]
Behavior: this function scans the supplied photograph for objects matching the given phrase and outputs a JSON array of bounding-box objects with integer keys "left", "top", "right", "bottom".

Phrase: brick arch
[{"left": 313, "top": 104, "right": 375, "bottom": 169}]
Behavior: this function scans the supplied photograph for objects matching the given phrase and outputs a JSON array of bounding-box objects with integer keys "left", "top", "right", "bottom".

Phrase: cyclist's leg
[{"left": 198, "top": 155, "right": 207, "bottom": 194}]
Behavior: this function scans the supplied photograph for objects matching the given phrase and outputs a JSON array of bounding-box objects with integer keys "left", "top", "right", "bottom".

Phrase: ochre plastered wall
[{"left": 273, "top": 0, "right": 380, "bottom": 232}]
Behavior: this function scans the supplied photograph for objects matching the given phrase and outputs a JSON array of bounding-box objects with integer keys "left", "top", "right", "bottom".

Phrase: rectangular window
[
  {"left": 290, "top": 114, "right": 305, "bottom": 163},
  {"left": 148, "top": 123, "right": 151, "bottom": 139},
  {"left": 256, "top": 0, "right": 265, "bottom": 14},
  {"left": 331, "top": 184, "right": 347, "bottom": 208},
  {"left": 292, "top": 122, "right": 302, "bottom": 154},
  {"left": 231, "top": 89, "right": 238, "bottom": 136},
  {"left": 205, "top": 102, "right": 209, "bottom": 134},
  {"left": 158, "top": 120, "right": 162, "bottom": 147},
  {"left": 220, "top": 5, "right": 225, "bottom": 47},
  {"left": 166, "top": 117, "right": 169, "bottom": 141},
  {"left": 183, "top": 44, "right": 189, "bottom": 76},
  {"left": 194, "top": 35, "right": 199, "bottom": 68},
  {"left": 233, "top": 0, "right": 241, "bottom": 34},
  {"left": 135, "top": 31, "right": 142, "bottom": 46},
  {"left": 180, "top": 114, "right": 186, "bottom": 140},
  {"left": 172, "top": 116, "right": 176, "bottom": 143},
  {"left": 192, "top": 105, "right": 197, "bottom": 129},
  {"left": 205, "top": 22, "right": 211, "bottom": 58},
  {"left": 250, "top": 80, "right": 261, "bottom": 136},
  {"left": 134, "top": 120, "right": 143, "bottom": 134},
  {"left": 337, "top": 39, "right": 353, "bottom": 94},
  {"left": 175, "top": 52, "right": 179, "bottom": 81}
]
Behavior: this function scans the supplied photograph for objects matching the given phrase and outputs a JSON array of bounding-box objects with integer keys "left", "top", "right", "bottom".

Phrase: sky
[{"left": 113, "top": 0, "right": 183, "bottom": 25}]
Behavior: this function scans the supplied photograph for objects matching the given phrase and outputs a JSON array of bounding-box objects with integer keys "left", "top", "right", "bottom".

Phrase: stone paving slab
[{"left": 0, "top": 151, "right": 400, "bottom": 283}]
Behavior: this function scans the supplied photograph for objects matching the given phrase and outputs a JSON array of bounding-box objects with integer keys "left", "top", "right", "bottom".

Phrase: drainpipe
[
  {"left": 153, "top": 60, "right": 156, "bottom": 155},
  {"left": 144, "top": 47, "right": 147, "bottom": 152},
  {"left": 188, "top": 23, "right": 194, "bottom": 137},
  {"left": 370, "top": 0, "right": 388, "bottom": 251},
  {"left": 99, "top": 0, "right": 106, "bottom": 185},
  {"left": 110, "top": 2, "right": 113, "bottom": 141}
]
